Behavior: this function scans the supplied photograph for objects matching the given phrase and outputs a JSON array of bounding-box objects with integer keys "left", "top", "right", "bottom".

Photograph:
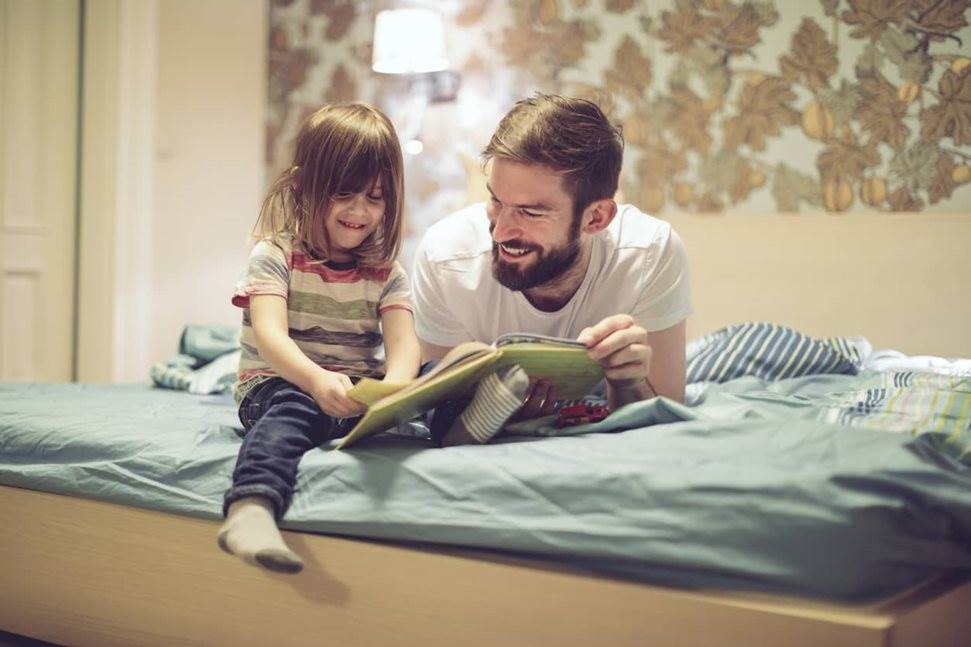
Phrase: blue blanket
[{"left": 1, "top": 372, "right": 969, "bottom": 601}]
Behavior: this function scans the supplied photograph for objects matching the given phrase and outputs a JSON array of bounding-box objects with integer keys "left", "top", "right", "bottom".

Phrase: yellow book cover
[{"left": 337, "top": 334, "right": 603, "bottom": 449}]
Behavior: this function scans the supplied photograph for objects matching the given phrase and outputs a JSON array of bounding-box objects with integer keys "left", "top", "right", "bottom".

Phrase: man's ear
[{"left": 580, "top": 199, "right": 617, "bottom": 234}]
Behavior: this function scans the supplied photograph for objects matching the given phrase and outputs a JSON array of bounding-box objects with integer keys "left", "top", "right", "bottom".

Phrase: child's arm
[
  {"left": 249, "top": 294, "right": 365, "bottom": 417},
  {"left": 379, "top": 307, "right": 421, "bottom": 384}
]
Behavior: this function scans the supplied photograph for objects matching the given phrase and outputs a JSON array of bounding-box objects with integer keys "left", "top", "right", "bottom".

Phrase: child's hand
[{"left": 310, "top": 371, "right": 367, "bottom": 418}]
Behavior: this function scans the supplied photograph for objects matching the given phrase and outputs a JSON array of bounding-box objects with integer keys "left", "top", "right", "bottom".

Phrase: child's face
[{"left": 325, "top": 179, "right": 385, "bottom": 261}]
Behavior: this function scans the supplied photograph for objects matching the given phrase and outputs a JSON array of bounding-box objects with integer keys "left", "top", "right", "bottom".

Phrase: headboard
[{"left": 667, "top": 213, "right": 970, "bottom": 358}]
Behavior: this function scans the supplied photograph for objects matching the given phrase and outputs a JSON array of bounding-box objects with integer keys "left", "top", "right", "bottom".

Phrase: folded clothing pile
[{"left": 150, "top": 324, "right": 240, "bottom": 395}]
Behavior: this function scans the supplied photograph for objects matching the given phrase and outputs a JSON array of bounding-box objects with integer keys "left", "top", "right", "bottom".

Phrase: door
[{"left": 0, "top": 0, "right": 80, "bottom": 381}]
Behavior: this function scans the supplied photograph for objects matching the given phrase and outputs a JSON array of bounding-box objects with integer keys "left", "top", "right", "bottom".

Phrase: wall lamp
[{"left": 371, "top": 7, "right": 460, "bottom": 105}]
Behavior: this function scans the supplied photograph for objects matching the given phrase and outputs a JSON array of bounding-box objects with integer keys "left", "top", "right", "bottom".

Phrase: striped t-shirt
[{"left": 231, "top": 236, "right": 412, "bottom": 403}]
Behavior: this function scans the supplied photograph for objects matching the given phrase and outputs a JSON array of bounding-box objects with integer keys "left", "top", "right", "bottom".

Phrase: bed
[
  {"left": 3, "top": 213, "right": 971, "bottom": 646},
  {"left": 3, "top": 342, "right": 971, "bottom": 645}
]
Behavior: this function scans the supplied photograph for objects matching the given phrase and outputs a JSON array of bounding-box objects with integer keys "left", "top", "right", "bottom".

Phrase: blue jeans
[
  {"left": 223, "top": 377, "right": 360, "bottom": 519},
  {"left": 416, "top": 361, "right": 472, "bottom": 445}
]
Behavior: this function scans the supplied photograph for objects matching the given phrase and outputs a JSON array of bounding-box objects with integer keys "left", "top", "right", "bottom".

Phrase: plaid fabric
[
  {"left": 150, "top": 350, "right": 240, "bottom": 395},
  {"left": 150, "top": 355, "right": 196, "bottom": 391},
  {"left": 819, "top": 372, "right": 971, "bottom": 465},
  {"left": 687, "top": 322, "right": 869, "bottom": 384}
]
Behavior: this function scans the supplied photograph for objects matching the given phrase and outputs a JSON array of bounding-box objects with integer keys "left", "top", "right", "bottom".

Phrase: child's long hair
[{"left": 256, "top": 103, "right": 404, "bottom": 266}]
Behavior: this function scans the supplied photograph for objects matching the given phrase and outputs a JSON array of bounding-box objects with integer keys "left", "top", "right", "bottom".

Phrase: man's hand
[
  {"left": 310, "top": 370, "right": 367, "bottom": 418},
  {"left": 577, "top": 314, "right": 655, "bottom": 407}
]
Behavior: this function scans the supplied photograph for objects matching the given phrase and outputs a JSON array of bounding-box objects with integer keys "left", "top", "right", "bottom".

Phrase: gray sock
[
  {"left": 217, "top": 496, "right": 304, "bottom": 574},
  {"left": 442, "top": 365, "right": 529, "bottom": 446}
]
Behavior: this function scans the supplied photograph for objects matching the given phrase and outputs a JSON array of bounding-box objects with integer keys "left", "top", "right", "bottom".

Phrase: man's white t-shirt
[{"left": 412, "top": 202, "right": 692, "bottom": 347}]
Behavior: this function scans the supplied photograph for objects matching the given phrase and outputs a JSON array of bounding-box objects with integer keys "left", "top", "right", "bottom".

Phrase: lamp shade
[{"left": 371, "top": 8, "right": 448, "bottom": 74}]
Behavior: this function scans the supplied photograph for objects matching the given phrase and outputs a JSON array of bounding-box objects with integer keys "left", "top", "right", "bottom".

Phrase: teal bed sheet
[{"left": 1, "top": 373, "right": 970, "bottom": 601}]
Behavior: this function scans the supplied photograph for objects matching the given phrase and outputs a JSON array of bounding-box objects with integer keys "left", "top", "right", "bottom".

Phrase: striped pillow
[{"left": 687, "top": 322, "right": 869, "bottom": 384}]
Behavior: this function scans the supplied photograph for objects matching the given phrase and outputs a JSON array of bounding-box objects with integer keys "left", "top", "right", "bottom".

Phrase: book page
[
  {"left": 338, "top": 338, "right": 602, "bottom": 449},
  {"left": 346, "top": 340, "right": 492, "bottom": 407},
  {"left": 346, "top": 379, "right": 408, "bottom": 406},
  {"left": 494, "top": 332, "right": 588, "bottom": 348},
  {"left": 426, "top": 341, "right": 493, "bottom": 374},
  {"left": 337, "top": 352, "right": 498, "bottom": 448},
  {"left": 495, "top": 344, "right": 603, "bottom": 400}
]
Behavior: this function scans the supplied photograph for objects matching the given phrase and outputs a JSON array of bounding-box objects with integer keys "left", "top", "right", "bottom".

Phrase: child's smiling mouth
[{"left": 338, "top": 220, "right": 367, "bottom": 230}]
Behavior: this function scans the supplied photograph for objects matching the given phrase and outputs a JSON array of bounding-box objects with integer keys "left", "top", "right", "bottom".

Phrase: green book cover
[{"left": 337, "top": 335, "right": 603, "bottom": 449}]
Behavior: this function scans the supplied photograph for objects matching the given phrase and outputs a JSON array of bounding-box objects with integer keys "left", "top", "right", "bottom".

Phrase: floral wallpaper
[{"left": 268, "top": 0, "right": 971, "bottom": 262}]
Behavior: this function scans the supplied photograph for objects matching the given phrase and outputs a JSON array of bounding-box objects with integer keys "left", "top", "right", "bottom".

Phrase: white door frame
[{"left": 76, "top": 0, "right": 157, "bottom": 382}]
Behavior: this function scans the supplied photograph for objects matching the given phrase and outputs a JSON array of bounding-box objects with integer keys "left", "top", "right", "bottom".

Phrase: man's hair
[
  {"left": 255, "top": 103, "right": 404, "bottom": 266},
  {"left": 482, "top": 93, "right": 624, "bottom": 220}
]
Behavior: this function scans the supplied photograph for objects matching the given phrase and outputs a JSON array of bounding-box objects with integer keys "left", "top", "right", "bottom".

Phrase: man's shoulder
[
  {"left": 606, "top": 204, "right": 673, "bottom": 251},
  {"left": 420, "top": 203, "right": 492, "bottom": 265}
]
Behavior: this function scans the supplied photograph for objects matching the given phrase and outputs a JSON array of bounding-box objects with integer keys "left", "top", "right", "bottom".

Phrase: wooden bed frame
[{"left": 2, "top": 484, "right": 970, "bottom": 647}]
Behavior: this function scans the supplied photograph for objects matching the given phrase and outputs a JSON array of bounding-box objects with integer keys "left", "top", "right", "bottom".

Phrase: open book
[{"left": 337, "top": 333, "right": 604, "bottom": 449}]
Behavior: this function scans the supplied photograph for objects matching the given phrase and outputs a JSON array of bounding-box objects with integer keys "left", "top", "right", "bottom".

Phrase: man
[{"left": 412, "top": 94, "right": 691, "bottom": 440}]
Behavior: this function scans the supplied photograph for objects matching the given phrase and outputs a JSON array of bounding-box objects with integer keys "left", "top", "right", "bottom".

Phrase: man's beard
[{"left": 491, "top": 237, "right": 582, "bottom": 291}]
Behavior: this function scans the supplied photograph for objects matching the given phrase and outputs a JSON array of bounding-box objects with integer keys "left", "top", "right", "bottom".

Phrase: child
[{"left": 218, "top": 103, "right": 421, "bottom": 574}]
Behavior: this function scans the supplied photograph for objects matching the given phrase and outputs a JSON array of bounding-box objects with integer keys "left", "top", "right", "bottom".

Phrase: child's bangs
[{"left": 334, "top": 131, "right": 393, "bottom": 195}]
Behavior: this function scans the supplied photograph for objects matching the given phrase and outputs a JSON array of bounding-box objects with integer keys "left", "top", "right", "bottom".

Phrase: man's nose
[{"left": 491, "top": 206, "right": 521, "bottom": 241}]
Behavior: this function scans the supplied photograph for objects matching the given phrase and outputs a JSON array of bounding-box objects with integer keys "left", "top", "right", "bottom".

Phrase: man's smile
[{"left": 497, "top": 241, "right": 534, "bottom": 260}]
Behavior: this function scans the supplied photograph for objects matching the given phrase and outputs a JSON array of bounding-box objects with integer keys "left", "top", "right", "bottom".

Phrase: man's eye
[
  {"left": 489, "top": 196, "right": 500, "bottom": 205},
  {"left": 521, "top": 210, "right": 541, "bottom": 218}
]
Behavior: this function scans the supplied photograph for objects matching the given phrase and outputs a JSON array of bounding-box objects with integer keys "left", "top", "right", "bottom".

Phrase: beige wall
[
  {"left": 150, "top": 0, "right": 266, "bottom": 368},
  {"left": 671, "top": 212, "right": 971, "bottom": 357}
]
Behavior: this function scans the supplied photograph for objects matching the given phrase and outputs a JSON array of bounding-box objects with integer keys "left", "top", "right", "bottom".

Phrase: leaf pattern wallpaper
[{"left": 268, "top": 0, "right": 971, "bottom": 260}]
